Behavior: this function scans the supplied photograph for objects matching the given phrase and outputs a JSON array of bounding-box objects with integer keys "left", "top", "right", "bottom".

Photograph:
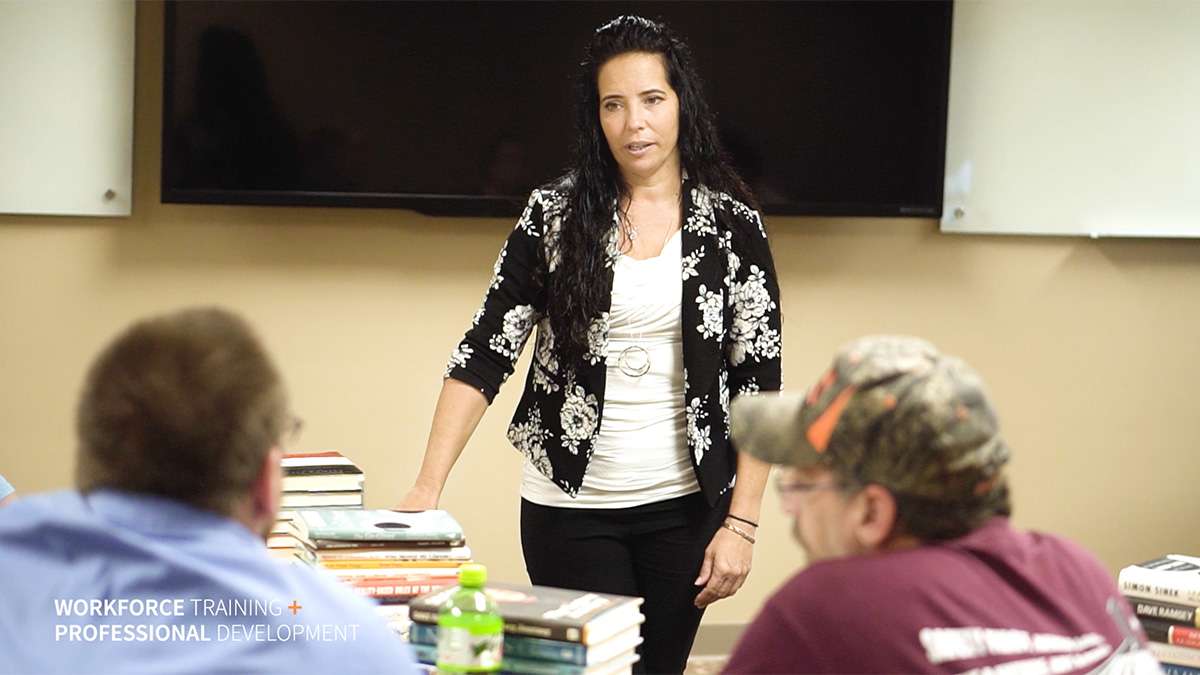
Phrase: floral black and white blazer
[{"left": 446, "top": 180, "right": 782, "bottom": 505}]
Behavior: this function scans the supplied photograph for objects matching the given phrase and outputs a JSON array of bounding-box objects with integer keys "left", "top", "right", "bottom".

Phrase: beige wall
[{"left": 2, "top": 2, "right": 1199, "bottom": 625}]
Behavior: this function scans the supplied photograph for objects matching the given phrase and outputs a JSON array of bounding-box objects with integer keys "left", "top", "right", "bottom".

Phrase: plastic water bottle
[{"left": 436, "top": 563, "right": 503, "bottom": 673}]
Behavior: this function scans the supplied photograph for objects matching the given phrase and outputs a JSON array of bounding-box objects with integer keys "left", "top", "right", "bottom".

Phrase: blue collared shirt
[{"left": 0, "top": 489, "right": 417, "bottom": 675}]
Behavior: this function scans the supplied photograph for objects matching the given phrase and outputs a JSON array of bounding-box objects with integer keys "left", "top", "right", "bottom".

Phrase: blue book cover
[
  {"left": 412, "top": 623, "right": 587, "bottom": 665},
  {"left": 410, "top": 643, "right": 638, "bottom": 675},
  {"left": 409, "top": 621, "right": 642, "bottom": 667}
]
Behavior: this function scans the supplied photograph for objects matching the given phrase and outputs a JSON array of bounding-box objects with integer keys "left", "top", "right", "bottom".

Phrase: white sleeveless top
[{"left": 521, "top": 229, "right": 699, "bottom": 508}]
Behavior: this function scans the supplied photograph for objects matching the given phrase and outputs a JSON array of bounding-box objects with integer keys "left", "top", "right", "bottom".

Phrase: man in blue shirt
[{"left": 0, "top": 307, "right": 416, "bottom": 675}]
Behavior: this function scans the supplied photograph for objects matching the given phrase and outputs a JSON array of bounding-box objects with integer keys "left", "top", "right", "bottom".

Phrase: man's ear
[
  {"left": 851, "top": 484, "right": 899, "bottom": 551},
  {"left": 250, "top": 446, "right": 283, "bottom": 531}
]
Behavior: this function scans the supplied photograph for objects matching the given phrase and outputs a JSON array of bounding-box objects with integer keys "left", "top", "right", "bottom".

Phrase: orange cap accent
[{"left": 806, "top": 386, "right": 857, "bottom": 453}]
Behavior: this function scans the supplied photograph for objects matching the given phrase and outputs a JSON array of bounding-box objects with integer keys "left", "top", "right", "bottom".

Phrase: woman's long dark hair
[{"left": 548, "top": 15, "right": 758, "bottom": 367}]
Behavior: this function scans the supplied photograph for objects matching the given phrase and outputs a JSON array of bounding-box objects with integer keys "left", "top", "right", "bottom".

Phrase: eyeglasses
[
  {"left": 774, "top": 476, "right": 845, "bottom": 498},
  {"left": 282, "top": 415, "right": 304, "bottom": 448}
]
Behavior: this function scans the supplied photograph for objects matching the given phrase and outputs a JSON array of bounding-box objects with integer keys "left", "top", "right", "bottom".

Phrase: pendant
[{"left": 617, "top": 345, "right": 650, "bottom": 377}]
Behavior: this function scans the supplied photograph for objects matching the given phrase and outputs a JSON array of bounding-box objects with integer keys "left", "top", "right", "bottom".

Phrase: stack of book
[
  {"left": 281, "top": 450, "right": 365, "bottom": 510},
  {"left": 295, "top": 507, "right": 472, "bottom": 635},
  {"left": 408, "top": 582, "right": 644, "bottom": 675},
  {"left": 266, "top": 511, "right": 316, "bottom": 565},
  {"left": 1120, "top": 554, "right": 1200, "bottom": 674}
]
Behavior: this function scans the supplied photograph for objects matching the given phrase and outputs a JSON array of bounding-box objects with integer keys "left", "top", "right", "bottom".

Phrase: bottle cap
[{"left": 458, "top": 562, "right": 487, "bottom": 587}]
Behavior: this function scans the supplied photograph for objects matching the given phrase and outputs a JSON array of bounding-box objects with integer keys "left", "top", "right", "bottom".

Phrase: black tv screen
[{"left": 162, "top": 1, "right": 951, "bottom": 217}]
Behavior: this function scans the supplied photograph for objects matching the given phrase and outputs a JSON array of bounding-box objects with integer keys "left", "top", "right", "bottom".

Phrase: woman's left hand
[{"left": 693, "top": 524, "right": 754, "bottom": 608}]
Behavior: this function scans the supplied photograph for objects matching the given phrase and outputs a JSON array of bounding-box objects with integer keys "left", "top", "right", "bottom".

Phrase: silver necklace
[
  {"left": 620, "top": 191, "right": 679, "bottom": 248},
  {"left": 615, "top": 222, "right": 678, "bottom": 379}
]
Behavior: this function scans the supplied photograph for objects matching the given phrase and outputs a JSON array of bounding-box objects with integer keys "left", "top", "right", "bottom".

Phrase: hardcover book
[
  {"left": 409, "top": 623, "right": 643, "bottom": 667},
  {"left": 347, "top": 576, "right": 455, "bottom": 601},
  {"left": 1140, "top": 617, "right": 1200, "bottom": 649},
  {"left": 1149, "top": 642, "right": 1200, "bottom": 668},
  {"left": 282, "top": 450, "right": 364, "bottom": 475},
  {"left": 330, "top": 568, "right": 460, "bottom": 581},
  {"left": 410, "top": 582, "right": 643, "bottom": 645},
  {"left": 281, "top": 491, "right": 363, "bottom": 509},
  {"left": 283, "top": 473, "right": 365, "bottom": 493},
  {"left": 1127, "top": 597, "right": 1200, "bottom": 628},
  {"left": 1120, "top": 555, "right": 1200, "bottom": 604},
  {"left": 409, "top": 643, "right": 639, "bottom": 675}
]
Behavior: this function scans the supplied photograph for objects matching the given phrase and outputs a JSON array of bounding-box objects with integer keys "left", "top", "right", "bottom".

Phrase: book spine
[
  {"left": 283, "top": 465, "right": 363, "bottom": 476},
  {"left": 338, "top": 569, "right": 458, "bottom": 581},
  {"left": 409, "top": 643, "right": 586, "bottom": 675},
  {"left": 1162, "top": 664, "right": 1200, "bottom": 675},
  {"left": 1127, "top": 597, "right": 1200, "bottom": 628},
  {"left": 1141, "top": 618, "right": 1200, "bottom": 649},
  {"left": 407, "top": 623, "right": 588, "bottom": 665},
  {"left": 1119, "top": 567, "right": 1200, "bottom": 605},
  {"left": 495, "top": 655, "right": 586, "bottom": 675},
  {"left": 313, "top": 538, "right": 464, "bottom": 549},
  {"left": 282, "top": 483, "right": 364, "bottom": 493},
  {"left": 500, "top": 619, "right": 574, "bottom": 642},
  {"left": 350, "top": 581, "right": 449, "bottom": 599},
  {"left": 502, "top": 634, "right": 588, "bottom": 665},
  {"left": 310, "top": 531, "right": 461, "bottom": 543},
  {"left": 411, "top": 642, "right": 437, "bottom": 665},
  {"left": 409, "top": 622, "right": 437, "bottom": 646},
  {"left": 320, "top": 559, "right": 464, "bottom": 569},
  {"left": 411, "top": 609, "right": 439, "bottom": 625},
  {"left": 410, "top": 613, "right": 582, "bottom": 642},
  {"left": 1149, "top": 642, "right": 1200, "bottom": 668},
  {"left": 317, "top": 550, "right": 471, "bottom": 561}
]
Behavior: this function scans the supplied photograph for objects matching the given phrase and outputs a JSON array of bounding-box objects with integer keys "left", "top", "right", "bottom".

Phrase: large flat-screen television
[{"left": 162, "top": 1, "right": 952, "bottom": 217}]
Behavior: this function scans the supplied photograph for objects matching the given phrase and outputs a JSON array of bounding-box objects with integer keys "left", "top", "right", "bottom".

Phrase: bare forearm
[
  {"left": 728, "top": 451, "right": 771, "bottom": 523},
  {"left": 411, "top": 378, "right": 489, "bottom": 497}
]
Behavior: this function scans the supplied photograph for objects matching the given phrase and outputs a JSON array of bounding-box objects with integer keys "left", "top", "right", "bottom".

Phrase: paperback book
[
  {"left": 297, "top": 509, "right": 465, "bottom": 546},
  {"left": 315, "top": 545, "right": 472, "bottom": 562}
]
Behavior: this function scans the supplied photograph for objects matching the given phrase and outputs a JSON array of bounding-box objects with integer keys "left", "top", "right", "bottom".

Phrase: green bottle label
[{"left": 437, "top": 601, "right": 503, "bottom": 673}]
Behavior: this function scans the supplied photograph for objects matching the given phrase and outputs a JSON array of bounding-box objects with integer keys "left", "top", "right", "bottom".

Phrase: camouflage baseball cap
[{"left": 731, "top": 335, "right": 1010, "bottom": 504}]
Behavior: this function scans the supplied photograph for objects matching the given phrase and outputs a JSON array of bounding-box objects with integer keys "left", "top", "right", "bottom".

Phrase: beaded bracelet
[
  {"left": 721, "top": 521, "right": 756, "bottom": 545},
  {"left": 726, "top": 513, "right": 759, "bottom": 528}
]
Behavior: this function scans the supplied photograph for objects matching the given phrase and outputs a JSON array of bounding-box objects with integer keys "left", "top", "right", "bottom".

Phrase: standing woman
[{"left": 400, "top": 16, "right": 782, "bottom": 673}]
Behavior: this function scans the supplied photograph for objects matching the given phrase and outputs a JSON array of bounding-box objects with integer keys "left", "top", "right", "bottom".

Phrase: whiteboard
[
  {"left": 0, "top": 1, "right": 135, "bottom": 217},
  {"left": 941, "top": 0, "right": 1200, "bottom": 237}
]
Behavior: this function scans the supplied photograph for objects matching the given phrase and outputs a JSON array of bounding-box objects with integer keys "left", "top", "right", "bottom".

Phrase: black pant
[{"left": 520, "top": 491, "right": 729, "bottom": 675}]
